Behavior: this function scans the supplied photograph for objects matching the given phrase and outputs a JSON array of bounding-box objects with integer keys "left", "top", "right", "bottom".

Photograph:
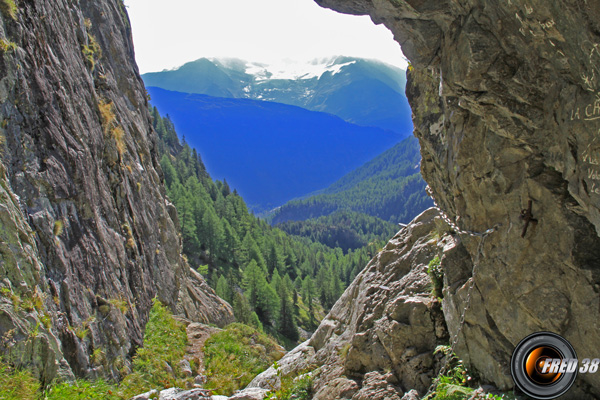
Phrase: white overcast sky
[{"left": 123, "top": 0, "right": 407, "bottom": 74}]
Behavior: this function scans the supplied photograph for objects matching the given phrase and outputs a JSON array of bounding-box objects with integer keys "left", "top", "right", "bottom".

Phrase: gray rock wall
[
  {"left": 315, "top": 0, "right": 600, "bottom": 398},
  {"left": 0, "top": 0, "right": 233, "bottom": 383},
  {"left": 248, "top": 209, "right": 452, "bottom": 399}
]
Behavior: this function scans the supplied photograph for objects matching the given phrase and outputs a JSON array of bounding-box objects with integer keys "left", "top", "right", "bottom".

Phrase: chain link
[
  {"left": 426, "top": 186, "right": 501, "bottom": 236},
  {"left": 423, "top": 186, "right": 501, "bottom": 398}
]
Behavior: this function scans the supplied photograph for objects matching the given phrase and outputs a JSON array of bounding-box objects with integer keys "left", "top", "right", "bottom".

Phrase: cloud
[{"left": 124, "top": 0, "right": 407, "bottom": 73}]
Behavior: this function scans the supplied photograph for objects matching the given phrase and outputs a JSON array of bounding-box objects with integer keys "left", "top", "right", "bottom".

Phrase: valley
[{"left": 2, "top": 0, "right": 596, "bottom": 399}]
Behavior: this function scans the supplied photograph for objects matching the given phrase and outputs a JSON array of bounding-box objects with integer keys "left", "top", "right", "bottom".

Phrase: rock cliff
[
  {"left": 3, "top": 0, "right": 600, "bottom": 398},
  {"left": 306, "top": 0, "right": 600, "bottom": 398},
  {"left": 247, "top": 208, "right": 451, "bottom": 399},
  {"left": 0, "top": 0, "right": 232, "bottom": 384}
]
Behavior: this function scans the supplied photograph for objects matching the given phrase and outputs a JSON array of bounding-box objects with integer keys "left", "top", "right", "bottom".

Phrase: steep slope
[
  {"left": 303, "top": 0, "right": 600, "bottom": 398},
  {"left": 147, "top": 87, "right": 401, "bottom": 211},
  {"left": 142, "top": 56, "right": 412, "bottom": 134},
  {"left": 152, "top": 106, "right": 383, "bottom": 338},
  {"left": 271, "top": 136, "right": 433, "bottom": 224},
  {"left": 0, "top": 0, "right": 232, "bottom": 384},
  {"left": 274, "top": 210, "right": 398, "bottom": 252},
  {"left": 246, "top": 209, "right": 450, "bottom": 399}
]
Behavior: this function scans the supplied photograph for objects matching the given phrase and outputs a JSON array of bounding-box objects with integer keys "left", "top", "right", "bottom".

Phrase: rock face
[
  {"left": 314, "top": 0, "right": 600, "bottom": 397},
  {"left": 0, "top": 0, "right": 232, "bottom": 383},
  {"left": 248, "top": 209, "right": 452, "bottom": 398}
]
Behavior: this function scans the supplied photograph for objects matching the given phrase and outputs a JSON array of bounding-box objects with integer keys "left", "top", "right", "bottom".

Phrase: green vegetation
[
  {"left": 275, "top": 210, "right": 397, "bottom": 252},
  {"left": 266, "top": 369, "right": 314, "bottom": 400},
  {"left": 117, "top": 0, "right": 129, "bottom": 29},
  {"left": 44, "top": 379, "right": 121, "bottom": 400},
  {"left": 81, "top": 19, "right": 102, "bottom": 71},
  {"left": 153, "top": 106, "right": 381, "bottom": 340},
  {"left": 426, "top": 346, "right": 517, "bottom": 400},
  {"left": 0, "top": 0, "right": 17, "bottom": 20},
  {"left": 0, "top": 38, "right": 17, "bottom": 52},
  {"left": 34, "top": 298, "right": 190, "bottom": 399},
  {"left": 108, "top": 297, "right": 128, "bottom": 314},
  {"left": 203, "top": 323, "right": 284, "bottom": 396},
  {"left": 426, "top": 346, "right": 473, "bottom": 400},
  {"left": 0, "top": 360, "right": 39, "bottom": 400},
  {"left": 428, "top": 255, "right": 443, "bottom": 299},
  {"left": 120, "top": 298, "right": 188, "bottom": 398},
  {"left": 270, "top": 136, "right": 432, "bottom": 225}
]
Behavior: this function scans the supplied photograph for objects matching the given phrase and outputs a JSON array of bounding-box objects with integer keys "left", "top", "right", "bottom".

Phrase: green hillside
[
  {"left": 152, "top": 107, "right": 383, "bottom": 342},
  {"left": 270, "top": 136, "right": 433, "bottom": 225},
  {"left": 275, "top": 210, "right": 397, "bottom": 253}
]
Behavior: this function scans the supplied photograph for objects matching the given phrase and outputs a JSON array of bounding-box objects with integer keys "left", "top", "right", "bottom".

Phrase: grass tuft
[
  {"left": 108, "top": 297, "right": 128, "bottom": 314},
  {"left": 81, "top": 19, "right": 102, "bottom": 71},
  {"left": 98, "top": 99, "right": 126, "bottom": 158},
  {"left": 0, "top": 361, "right": 39, "bottom": 400},
  {"left": 53, "top": 220, "right": 64, "bottom": 237},
  {"left": 0, "top": 0, "right": 17, "bottom": 20},
  {"left": 119, "top": 298, "right": 189, "bottom": 398},
  {"left": 203, "top": 322, "right": 284, "bottom": 396},
  {"left": 0, "top": 38, "right": 17, "bottom": 52},
  {"left": 44, "top": 379, "right": 121, "bottom": 400}
]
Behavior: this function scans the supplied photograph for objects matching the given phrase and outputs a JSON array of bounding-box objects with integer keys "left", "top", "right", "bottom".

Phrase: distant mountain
[
  {"left": 147, "top": 87, "right": 402, "bottom": 212},
  {"left": 269, "top": 136, "right": 433, "bottom": 224},
  {"left": 143, "top": 56, "right": 412, "bottom": 134}
]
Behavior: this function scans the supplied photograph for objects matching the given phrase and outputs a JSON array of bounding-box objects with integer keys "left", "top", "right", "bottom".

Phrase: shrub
[
  {"left": 266, "top": 369, "right": 314, "bottom": 400},
  {"left": 203, "top": 323, "right": 284, "bottom": 396},
  {"left": 427, "top": 255, "right": 443, "bottom": 299}
]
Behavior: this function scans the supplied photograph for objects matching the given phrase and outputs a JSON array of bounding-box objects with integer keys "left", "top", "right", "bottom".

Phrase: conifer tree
[
  {"left": 277, "top": 280, "right": 299, "bottom": 341},
  {"left": 249, "top": 311, "right": 263, "bottom": 332},
  {"left": 216, "top": 274, "right": 231, "bottom": 304},
  {"left": 232, "top": 292, "right": 251, "bottom": 325},
  {"left": 302, "top": 276, "right": 315, "bottom": 324}
]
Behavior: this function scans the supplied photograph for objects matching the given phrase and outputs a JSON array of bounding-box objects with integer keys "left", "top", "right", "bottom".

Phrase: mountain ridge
[
  {"left": 270, "top": 136, "right": 432, "bottom": 224},
  {"left": 143, "top": 56, "right": 412, "bottom": 134},
  {"left": 147, "top": 86, "right": 403, "bottom": 212}
]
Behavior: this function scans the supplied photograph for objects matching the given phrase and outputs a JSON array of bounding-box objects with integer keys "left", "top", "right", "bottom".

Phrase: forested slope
[
  {"left": 270, "top": 136, "right": 432, "bottom": 224},
  {"left": 152, "top": 107, "right": 386, "bottom": 342}
]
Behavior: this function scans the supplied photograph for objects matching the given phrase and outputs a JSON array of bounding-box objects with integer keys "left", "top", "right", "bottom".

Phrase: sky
[{"left": 123, "top": 0, "right": 407, "bottom": 74}]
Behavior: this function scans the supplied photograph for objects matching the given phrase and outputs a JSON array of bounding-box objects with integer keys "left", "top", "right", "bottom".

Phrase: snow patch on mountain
[{"left": 215, "top": 57, "right": 356, "bottom": 81}]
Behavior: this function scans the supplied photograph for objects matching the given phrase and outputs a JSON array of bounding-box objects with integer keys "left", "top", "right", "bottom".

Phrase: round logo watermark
[{"left": 511, "top": 332, "right": 578, "bottom": 399}]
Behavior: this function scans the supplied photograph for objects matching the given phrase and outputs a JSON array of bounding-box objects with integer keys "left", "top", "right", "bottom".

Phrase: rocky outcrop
[
  {"left": 248, "top": 209, "right": 452, "bottom": 398},
  {"left": 0, "top": 0, "right": 232, "bottom": 383},
  {"left": 315, "top": 0, "right": 600, "bottom": 397}
]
